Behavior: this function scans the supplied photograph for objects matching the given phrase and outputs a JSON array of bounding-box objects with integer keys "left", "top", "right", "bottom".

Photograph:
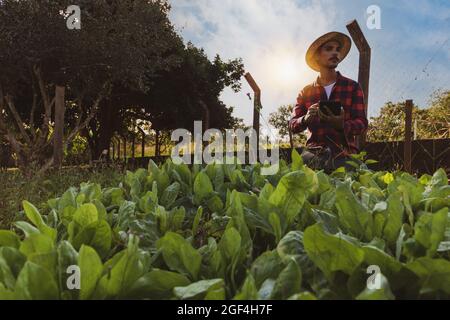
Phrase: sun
[
  {"left": 278, "top": 59, "right": 299, "bottom": 83},
  {"left": 268, "top": 54, "right": 301, "bottom": 88}
]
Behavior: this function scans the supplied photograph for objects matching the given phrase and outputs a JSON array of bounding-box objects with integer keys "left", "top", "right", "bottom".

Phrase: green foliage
[
  {"left": 0, "top": 158, "right": 449, "bottom": 299},
  {"left": 367, "top": 90, "right": 450, "bottom": 142},
  {"left": 268, "top": 105, "right": 306, "bottom": 146}
]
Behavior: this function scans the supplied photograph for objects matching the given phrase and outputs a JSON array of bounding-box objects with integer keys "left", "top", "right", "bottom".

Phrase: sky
[{"left": 168, "top": 0, "right": 450, "bottom": 130}]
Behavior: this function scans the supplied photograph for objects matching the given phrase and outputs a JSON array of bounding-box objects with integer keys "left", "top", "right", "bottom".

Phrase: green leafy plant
[{"left": 0, "top": 156, "right": 449, "bottom": 300}]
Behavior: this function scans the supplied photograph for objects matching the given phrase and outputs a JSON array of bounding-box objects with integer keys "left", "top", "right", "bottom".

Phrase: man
[{"left": 289, "top": 31, "right": 368, "bottom": 172}]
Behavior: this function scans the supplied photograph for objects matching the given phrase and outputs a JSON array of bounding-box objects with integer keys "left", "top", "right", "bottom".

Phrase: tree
[
  {"left": 422, "top": 90, "right": 450, "bottom": 139},
  {"left": 269, "top": 104, "right": 306, "bottom": 147},
  {"left": 0, "top": 0, "right": 181, "bottom": 174},
  {"left": 83, "top": 41, "right": 245, "bottom": 159},
  {"left": 367, "top": 90, "right": 449, "bottom": 142}
]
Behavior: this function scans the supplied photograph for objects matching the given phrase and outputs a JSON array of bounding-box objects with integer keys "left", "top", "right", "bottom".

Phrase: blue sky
[{"left": 168, "top": 0, "right": 449, "bottom": 129}]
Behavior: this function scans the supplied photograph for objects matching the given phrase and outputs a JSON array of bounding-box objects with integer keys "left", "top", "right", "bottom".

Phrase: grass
[{"left": 0, "top": 165, "right": 124, "bottom": 229}]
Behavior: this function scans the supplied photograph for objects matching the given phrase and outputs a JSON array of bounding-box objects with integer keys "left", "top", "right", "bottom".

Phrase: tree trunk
[
  {"left": 53, "top": 85, "right": 66, "bottom": 168},
  {"left": 155, "top": 130, "right": 160, "bottom": 156},
  {"left": 86, "top": 99, "right": 116, "bottom": 160},
  {"left": 141, "top": 131, "right": 145, "bottom": 158},
  {"left": 111, "top": 141, "right": 115, "bottom": 161},
  {"left": 288, "top": 126, "right": 294, "bottom": 149},
  {"left": 123, "top": 137, "right": 127, "bottom": 160},
  {"left": 199, "top": 100, "right": 210, "bottom": 131},
  {"left": 131, "top": 135, "right": 135, "bottom": 159},
  {"left": 117, "top": 138, "right": 121, "bottom": 161}
]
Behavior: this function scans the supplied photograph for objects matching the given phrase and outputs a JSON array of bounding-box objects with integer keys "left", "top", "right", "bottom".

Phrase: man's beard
[{"left": 327, "top": 61, "right": 338, "bottom": 69}]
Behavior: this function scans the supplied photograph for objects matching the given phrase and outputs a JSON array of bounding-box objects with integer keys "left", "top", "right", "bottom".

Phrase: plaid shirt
[{"left": 289, "top": 71, "right": 368, "bottom": 155}]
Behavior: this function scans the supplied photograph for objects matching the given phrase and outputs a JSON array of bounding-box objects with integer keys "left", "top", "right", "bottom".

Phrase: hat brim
[{"left": 305, "top": 32, "right": 351, "bottom": 72}]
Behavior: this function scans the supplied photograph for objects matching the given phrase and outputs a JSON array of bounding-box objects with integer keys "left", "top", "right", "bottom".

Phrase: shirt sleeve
[
  {"left": 289, "top": 89, "right": 308, "bottom": 133},
  {"left": 343, "top": 83, "right": 368, "bottom": 136}
]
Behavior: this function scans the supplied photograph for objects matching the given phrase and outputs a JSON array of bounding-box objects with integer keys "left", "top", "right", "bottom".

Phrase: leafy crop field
[{"left": 0, "top": 151, "right": 449, "bottom": 300}]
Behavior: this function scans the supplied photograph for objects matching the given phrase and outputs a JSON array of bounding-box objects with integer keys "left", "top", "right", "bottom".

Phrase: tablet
[{"left": 319, "top": 100, "right": 342, "bottom": 116}]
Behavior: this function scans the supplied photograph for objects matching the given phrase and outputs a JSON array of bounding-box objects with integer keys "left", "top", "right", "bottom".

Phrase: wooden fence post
[
  {"left": 346, "top": 20, "right": 371, "bottom": 149},
  {"left": 53, "top": 85, "right": 65, "bottom": 168},
  {"left": 404, "top": 99, "right": 413, "bottom": 173},
  {"left": 131, "top": 135, "right": 135, "bottom": 160},
  {"left": 140, "top": 129, "right": 145, "bottom": 158},
  {"left": 244, "top": 72, "right": 261, "bottom": 160},
  {"left": 111, "top": 142, "right": 115, "bottom": 161},
  {"left": 123, "top": 136, "right": 127, "bottom": 161},
  {"left": 117, "top": 137, "right": 121, "bottom": 162}
]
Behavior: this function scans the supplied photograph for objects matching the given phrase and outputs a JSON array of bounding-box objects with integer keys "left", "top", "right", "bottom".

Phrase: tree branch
[
  {"left": 29, "top": 81, "right": 39, "bottom": 139},
  {"left": 63, "top": 82, "right": 111, "bottom": 151},
  {"left": 33, "top": 65, "right": 52, "bottom": 126},
  {"left": 37, "top": 157, "right": 54, "bottom": 176},
  {"left": 5, "top": 95, "right": 32, "bottom": 145}
]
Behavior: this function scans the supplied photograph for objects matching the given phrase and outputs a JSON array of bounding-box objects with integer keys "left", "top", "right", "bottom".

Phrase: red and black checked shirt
[{"left": 289, "top": 71, "right": 368, "bottom": 155}]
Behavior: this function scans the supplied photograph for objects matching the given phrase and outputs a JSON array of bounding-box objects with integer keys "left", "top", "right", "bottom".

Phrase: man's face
[{"left": 315, "top": 40, "right": 342, "bottom": 70}]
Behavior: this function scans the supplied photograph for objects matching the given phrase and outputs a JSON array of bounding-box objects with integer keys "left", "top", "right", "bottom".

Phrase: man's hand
[
  {"left": 303, "top": 103, "right": 319, "bottom": 125},
  {"left": 318, "top": 106, "right": 345, "bottom": 130}
]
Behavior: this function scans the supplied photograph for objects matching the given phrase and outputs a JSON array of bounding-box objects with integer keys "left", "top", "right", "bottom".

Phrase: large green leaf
[
  {"left": 271, "top": 259, "right": 302, "bottom": 299},
  {"left": 382, "top": 191, "right": 404, "bottom": 246},
  {"left": 79, "top": 245, "right": 103, "bottom": 300},
  {"left": 56, "top": 241, "right": 79, "bottom": 299},
  {"left": 335, "top": 182, "right": 374, "bottom": 241},
  {"left": 0, "top": 282, "right": 14, "bottom": 299},
  {"left": 174, "top": 278, "right": 224, "bottom": 300},
  {"left": 0, "top": 255, "right": 16, "bottom": 290},
  {"left": 0, "top": 231, "right": 20, "bottom": 249},
  {"left": 126, "top": 269, "right": 190, "bottom": 299},
  {"left": 160, "top": 182, "right": 180, "bottom": 207},
  {"left": 422, "top": 186, "right": 450, "bottom": 212},
  {"left": 268, "top": 212, "right": 282, "bottom": 243},
  {"left": 362, "top": 245, "right": 403, "bottom": 278},
  {"left": 269, "top": 170, "right": 316, "bottom": 225},
  {"left": 406, "top": 257, "right": 450, "bottom": 295},
  {"left": 22, "top": 200, "right": 57, "bottom": 241},
  {"left": 303, "top": 224, "right": 364, "bottom": 279},
  {"left": 430, "top": 168, "right": 448, "bottom": 188},
  {"left": 218, "top": 227, "right": 241, "bottom": 261},
  {"left": 68, "top": 204, "right": 111, "bottom": 258},
  {"left": 14, "top": 262, "right": 59, "bottom": 300},
  {"left": 73, "top": 203, "right": 99, "bottom": 226},
  {"left": 250, "top": 251, "right": 284, "bottom": 288},
  {"left": 13, "top": 221, "right": 39, "bottom": 238},
  {"left": 414, "top": 207, "right": 448, "bottom": 257},
  {"left": 291, "top": 148, "right": 304, "bottom": 171},
  {"left": 277, "top": 231, "right": 306, "bottom": 262},
  {"left": 0, "top": 247, "right": 26, "bottom": 280},
  {"left": 19, "top": 233, "right": 54, "bottom": 257},
  {"left": 193, "top": 171, "right": 214, "bottom": 204},
  {"left": 156, "top": 232, "right": 201, "bottom": 280},
  {"left": 233, "top": 274, "right": 259, "bottom": 300},
  {"left": 94, "top": 237, "right": 146, "bottom": 299}
]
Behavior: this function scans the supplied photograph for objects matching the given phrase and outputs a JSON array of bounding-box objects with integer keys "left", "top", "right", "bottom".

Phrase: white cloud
[
  {"left": 169, "top": 0, "right": 338, "bottom": 126},
  {"left": 169, "top": 0, "right": 450, "bottom": 128}
]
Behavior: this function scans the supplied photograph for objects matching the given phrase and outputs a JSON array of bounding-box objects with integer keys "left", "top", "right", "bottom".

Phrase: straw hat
[{"left": 305, "top": 31, "right": 351, "bottom": 71}]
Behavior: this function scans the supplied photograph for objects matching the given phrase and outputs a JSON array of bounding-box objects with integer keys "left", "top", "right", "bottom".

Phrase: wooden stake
[
  {"left": 244, "top": 72, "right": 261, "bottom": 157},
  {"left": 404, "top": 99, "right": 413, "bottom": 173},
  {"left": 346, "top": 20, "right": 371, "bottom": 149}
]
